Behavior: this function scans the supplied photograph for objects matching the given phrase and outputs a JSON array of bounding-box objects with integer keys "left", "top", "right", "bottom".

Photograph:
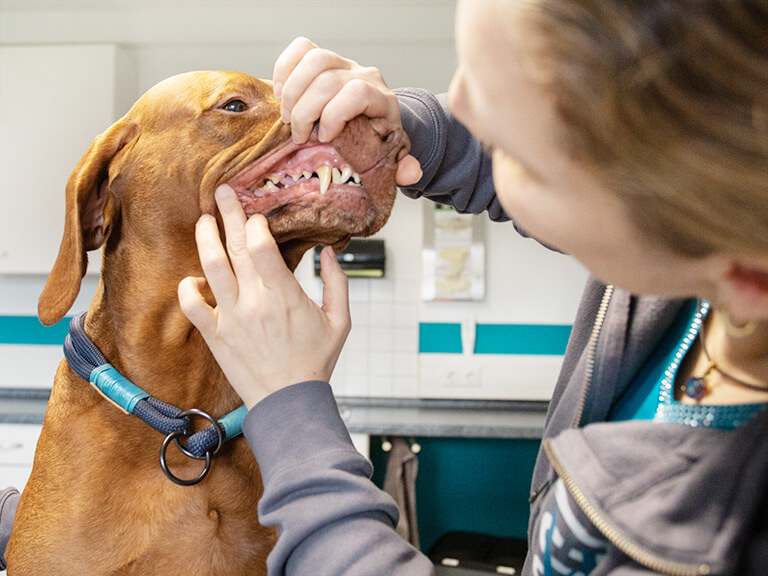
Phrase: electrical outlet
[
  {"left": 447, "top": 369, "right": 479, "bottom": 387},
  {"left": 420, "top": 356, "right": 482, "bottom": 391}
]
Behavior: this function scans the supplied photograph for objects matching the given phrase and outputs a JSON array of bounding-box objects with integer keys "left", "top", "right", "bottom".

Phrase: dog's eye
[{"left": 222, "top": 99, "right": 248, "bottom": 113}]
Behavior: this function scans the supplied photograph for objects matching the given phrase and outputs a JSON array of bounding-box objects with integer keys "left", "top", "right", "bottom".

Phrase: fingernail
[
  {"left": 215, "top": 183, "right": 235, "bottom": 200},
  {"left": 281, "top": 108, "right": 291, "bottom": 124},
  {"left": 273, "top": 82, "right": 283, "bottom": 98},
  {"left": 197, "top": 213, "right": 215, "bottom": 226},
  {"left": 323, "top": 246, "right": 338, "bottom": 267},
  {"left": 318, "top": 126, "right": 328, "bottom": 142}
]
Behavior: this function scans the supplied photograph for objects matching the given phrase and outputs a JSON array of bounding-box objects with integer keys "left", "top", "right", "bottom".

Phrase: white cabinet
[
  {"left": 0, "top": 44, "right": 115, "bottom": 274},
  {"left": 0, "top": 425, "right": 39, "bottom": 576},
  {"left": 0, "top": 424, "right": 41, "bottom": 490}
]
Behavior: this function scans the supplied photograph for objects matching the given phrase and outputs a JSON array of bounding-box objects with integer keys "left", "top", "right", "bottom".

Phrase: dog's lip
[{"left": 225, "top": 140, "right": 367, "bottom": 217}]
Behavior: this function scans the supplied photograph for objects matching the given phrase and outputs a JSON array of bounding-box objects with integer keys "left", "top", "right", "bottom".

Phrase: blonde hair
[{"left": 512, "top": 0, "right": 768, "bottom": 256}]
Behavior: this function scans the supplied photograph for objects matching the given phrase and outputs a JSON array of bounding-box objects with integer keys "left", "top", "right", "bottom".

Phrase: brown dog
[{"left": 6, "top": 70, "right": 407, "bottom": 575}]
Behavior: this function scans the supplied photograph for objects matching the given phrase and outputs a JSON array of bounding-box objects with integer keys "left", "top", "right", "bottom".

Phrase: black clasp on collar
[{"left": 159, "top": 409, "right": 225, "bottom": 486}]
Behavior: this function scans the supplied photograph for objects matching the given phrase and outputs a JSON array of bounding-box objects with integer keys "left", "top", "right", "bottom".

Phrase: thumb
[
  {"left": 178, "top": 276, "right": 216, "bottom": 335},
  {"left": 395, "top": 155, "right": 422, "bottom": 187},
  {"left": 320, "top": 247, "right": 350, "bottom": 332}
]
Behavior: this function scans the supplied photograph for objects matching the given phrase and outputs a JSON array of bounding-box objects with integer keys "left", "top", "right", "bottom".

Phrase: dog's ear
[{"left": 38, "top": 120, "right": 139, "bottom": 326}]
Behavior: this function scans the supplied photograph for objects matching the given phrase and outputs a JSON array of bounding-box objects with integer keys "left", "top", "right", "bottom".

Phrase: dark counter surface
[{"left": 0, "top": 388, "right": 548, "bottom": 438}]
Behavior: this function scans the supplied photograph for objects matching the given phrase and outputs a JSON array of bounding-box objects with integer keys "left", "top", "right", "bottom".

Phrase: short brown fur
[{"left": 7, "top": 70, "right": 406, "bottom": 575}]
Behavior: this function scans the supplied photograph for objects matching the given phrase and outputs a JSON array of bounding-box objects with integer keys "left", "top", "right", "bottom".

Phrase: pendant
[
  {"left": 681, "top": 360, "right": 716, "bottom": 400},
  {"left": 682, "top": 376, "right": 708, "bottom": 400}
]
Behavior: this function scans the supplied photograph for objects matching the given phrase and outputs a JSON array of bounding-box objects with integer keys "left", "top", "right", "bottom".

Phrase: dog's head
[{"left": 38, "top": 71, "right": 408, "bottom": 326}]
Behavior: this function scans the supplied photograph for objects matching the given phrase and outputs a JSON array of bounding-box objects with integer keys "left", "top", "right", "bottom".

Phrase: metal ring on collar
[
  {"left": 172, "top": 408, "right": 225, "bottom": 460},
  {"left": 159, "top": 429, "right": 212, "bottom": 486}
]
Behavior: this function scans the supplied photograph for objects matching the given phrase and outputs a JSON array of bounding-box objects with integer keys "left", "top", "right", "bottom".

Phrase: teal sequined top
[
  {"left": 609, "top": 299, "right": 766, "bottom": 429},
  {"left": 530, "top": 300, "right": 768, "bottom": 576}
]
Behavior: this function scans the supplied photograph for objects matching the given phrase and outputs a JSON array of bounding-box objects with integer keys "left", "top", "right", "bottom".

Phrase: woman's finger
[
  {"left": 319, "top": 246, "right": 351, "bottom": 336},
  {"left": 215, "top": 184, "right": 263, "bottom": 289},
  {"left": 272, "top": 36, "right": 318, "bottom": 98},
  {"left": 288, "top": 70, "right": 358, "bottom": 143},
  {"left": 243, "top": 213, "right": 301, "bottom": 298},
  {"left": 395, "top": 154, "right": 423, "bottom": 187},
  {"left": 281, "top": 48, "right": 355, "bottom": 139},
  {"left": 194, "top": 212, "right": 239, "bottom": 310},
  {"left": 177, "top": 276, "right": 217, "bottom": 335},
  {"left": 315, "top": 78, "right": 399, "bottom": 143}
]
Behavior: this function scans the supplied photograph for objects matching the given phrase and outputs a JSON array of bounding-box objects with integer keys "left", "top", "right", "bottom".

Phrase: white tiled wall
[{"left": 0, "top": 0, "right": 589, "bottom": 403}]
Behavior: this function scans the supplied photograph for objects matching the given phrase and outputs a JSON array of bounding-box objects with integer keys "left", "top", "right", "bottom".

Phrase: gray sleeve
[
  {"left": 0, "top": 487, "right": 20, "bottom": 571},
  {"left": 394, "top": 88, "right": 508, "bottom": 222},
  {"left": 242, "top": 380, "right": 434, "bottom": 576}
]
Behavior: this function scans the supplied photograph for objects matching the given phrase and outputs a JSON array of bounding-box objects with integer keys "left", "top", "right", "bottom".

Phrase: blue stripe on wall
[
  {"left": 475, "top": 324, "right": 571, "bottom": 355},
  {"left": 0, "top": 316, "right": 70, "bottom": 345},
  {"left": 3, "top": 316, "right": 572, "bottom": 355},
  {"left": 419, "top": 322, "right": 571, "bottom": 355},
  {"left": 418, "top": 323, "right": 463, "bottom": 354}
]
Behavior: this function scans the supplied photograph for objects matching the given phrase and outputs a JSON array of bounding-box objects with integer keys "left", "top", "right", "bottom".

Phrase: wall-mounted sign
[{"left": 422, "top": 204, "right": 485, "bottom": 301}]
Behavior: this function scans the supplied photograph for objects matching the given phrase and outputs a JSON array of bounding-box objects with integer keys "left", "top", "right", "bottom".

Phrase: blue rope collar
[{"left": 63, "top": 311, "right": 247, "bottom": 485}]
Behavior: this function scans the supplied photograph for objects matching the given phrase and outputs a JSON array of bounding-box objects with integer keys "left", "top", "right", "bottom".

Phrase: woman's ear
[{"left": 718, "top": 256, "right": 768, "bottom": 322}]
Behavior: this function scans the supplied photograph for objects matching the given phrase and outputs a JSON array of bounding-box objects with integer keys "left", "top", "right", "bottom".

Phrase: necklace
[
  {"left": 656, "top": 300, "right": 766, "bottom": 430},
  {"left": 681, "top": 301, "right": 767, "bottom": 400}
]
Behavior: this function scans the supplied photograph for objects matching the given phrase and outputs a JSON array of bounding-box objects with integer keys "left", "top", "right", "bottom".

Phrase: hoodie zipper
[
  {"left": 554, "top": 284, "right": 711, "bottom": 575},
  {"left": 543, "top": 439, "right": 711, "bottom": 576},
  {"left": 531, "top": 286, "right": 614, "bottom": 504},
  {"left": 573, "top": 284, "right": 614, "bottom": 428}
]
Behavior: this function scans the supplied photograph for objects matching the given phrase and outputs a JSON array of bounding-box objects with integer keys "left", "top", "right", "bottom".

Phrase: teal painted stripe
[
  {"left": 475, "top": 324, "right": 571, "bottom": 355},
  {"left": 419, "top": 322, "right": 571, "bottom": 355},
  {"left": 0, "top": 316, "right": 70, "bottom": 345},
  {"left": 4, "top": 316, "right": 572, "bottom": 355},
  {"left": 419, "top": 323, "right": 463, "bottom": 354}
]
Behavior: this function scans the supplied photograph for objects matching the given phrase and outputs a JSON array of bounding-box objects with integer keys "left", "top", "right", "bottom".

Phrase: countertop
[
  {"left": 0, "top": 388, "right": 549, "bottom": 439},
  {"left": 337, "top": 396, "right": 547, "bottom": 438},
  {"left": 0, "top": 388, "right": 50, "bottom": 425}
]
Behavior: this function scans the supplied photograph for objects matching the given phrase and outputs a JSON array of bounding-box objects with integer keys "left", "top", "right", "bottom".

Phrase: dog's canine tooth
[
  {"left": 353, "top": 173, "right": 361, "bottom": 185},
  {"left": 341, "top": 166, "right": 352, "bottom": 184},
  {"left": 317, "top": 166, "right": 331, "bottom": 195},
  {"left": 332, "top": 167, "right": 343, "bottom": 184}
]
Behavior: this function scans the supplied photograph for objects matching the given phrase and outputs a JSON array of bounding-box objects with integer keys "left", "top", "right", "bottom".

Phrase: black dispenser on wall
[{"left": 314, "top": 239, "right": 386, "bottom": 278}]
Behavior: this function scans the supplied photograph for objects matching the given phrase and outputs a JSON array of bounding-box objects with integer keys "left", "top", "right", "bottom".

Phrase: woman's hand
[
  {"left": 178, "top": 185, "right": 351, "bottom": 409},
  {"left": 273, "top": 36, "right": 422, "bottom": 186}
]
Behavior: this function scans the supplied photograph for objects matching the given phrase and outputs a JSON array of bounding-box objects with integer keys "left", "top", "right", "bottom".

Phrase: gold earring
[{"left": 724, "top": 314, "right": 758, "bottom": 338}]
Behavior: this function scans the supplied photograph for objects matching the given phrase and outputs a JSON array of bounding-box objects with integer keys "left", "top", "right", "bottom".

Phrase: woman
[
  {"left": 4, "top": 0, "right": 765, "bottom": 574},
  {"left": 179, "top": 1, "right": 768, "bottom": 574}
]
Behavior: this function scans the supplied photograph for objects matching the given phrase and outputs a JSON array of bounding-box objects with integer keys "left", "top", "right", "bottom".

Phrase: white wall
[{"left": 0, "top": 0, "right": 587, "bottom": 400}]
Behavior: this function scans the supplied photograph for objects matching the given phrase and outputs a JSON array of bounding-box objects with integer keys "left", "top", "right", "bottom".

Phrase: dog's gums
[{"left": 228, "top": 142, "right": 364, "bottom": 218}]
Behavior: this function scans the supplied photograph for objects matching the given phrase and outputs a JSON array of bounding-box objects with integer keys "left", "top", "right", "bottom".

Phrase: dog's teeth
[
  {"left": 268, "top": 174, "right": 281, "bottom": 185},
  {"left": 353, "top": 173, "right": 361, "bottom": 185},
  {"left": 264, "top": 181, "right": 279, "bottom": 192},
  {"left": 317, "top": 165, "right": 331, "bottom": 195},
  {"left": 290, "top": 173, "right": 301, "bottom": 181},
  {"left": 332, "top": 167, "right": 343, "bottom": 184},
  {"left": 340, "top": 166, "right": 352, "bottom": 183},
  {"left": 303, "top": 170, "right": 312, "bottom": 180}
]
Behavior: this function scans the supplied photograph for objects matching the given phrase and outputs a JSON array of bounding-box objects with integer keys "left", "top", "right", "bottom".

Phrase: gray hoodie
[
  {"left": 2, "top": 89, "right": 766, "bottom": 575},
  {"left": 0, "top": 487, "right": 19, "bottom": 570},
  {"left": 241, "top": 90, "right": 768, "bottom": 575}
]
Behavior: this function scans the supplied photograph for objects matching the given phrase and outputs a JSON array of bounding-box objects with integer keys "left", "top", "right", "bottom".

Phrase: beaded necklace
[{"left": 654, "top": 301, "right": 767, "bottom": 430}]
